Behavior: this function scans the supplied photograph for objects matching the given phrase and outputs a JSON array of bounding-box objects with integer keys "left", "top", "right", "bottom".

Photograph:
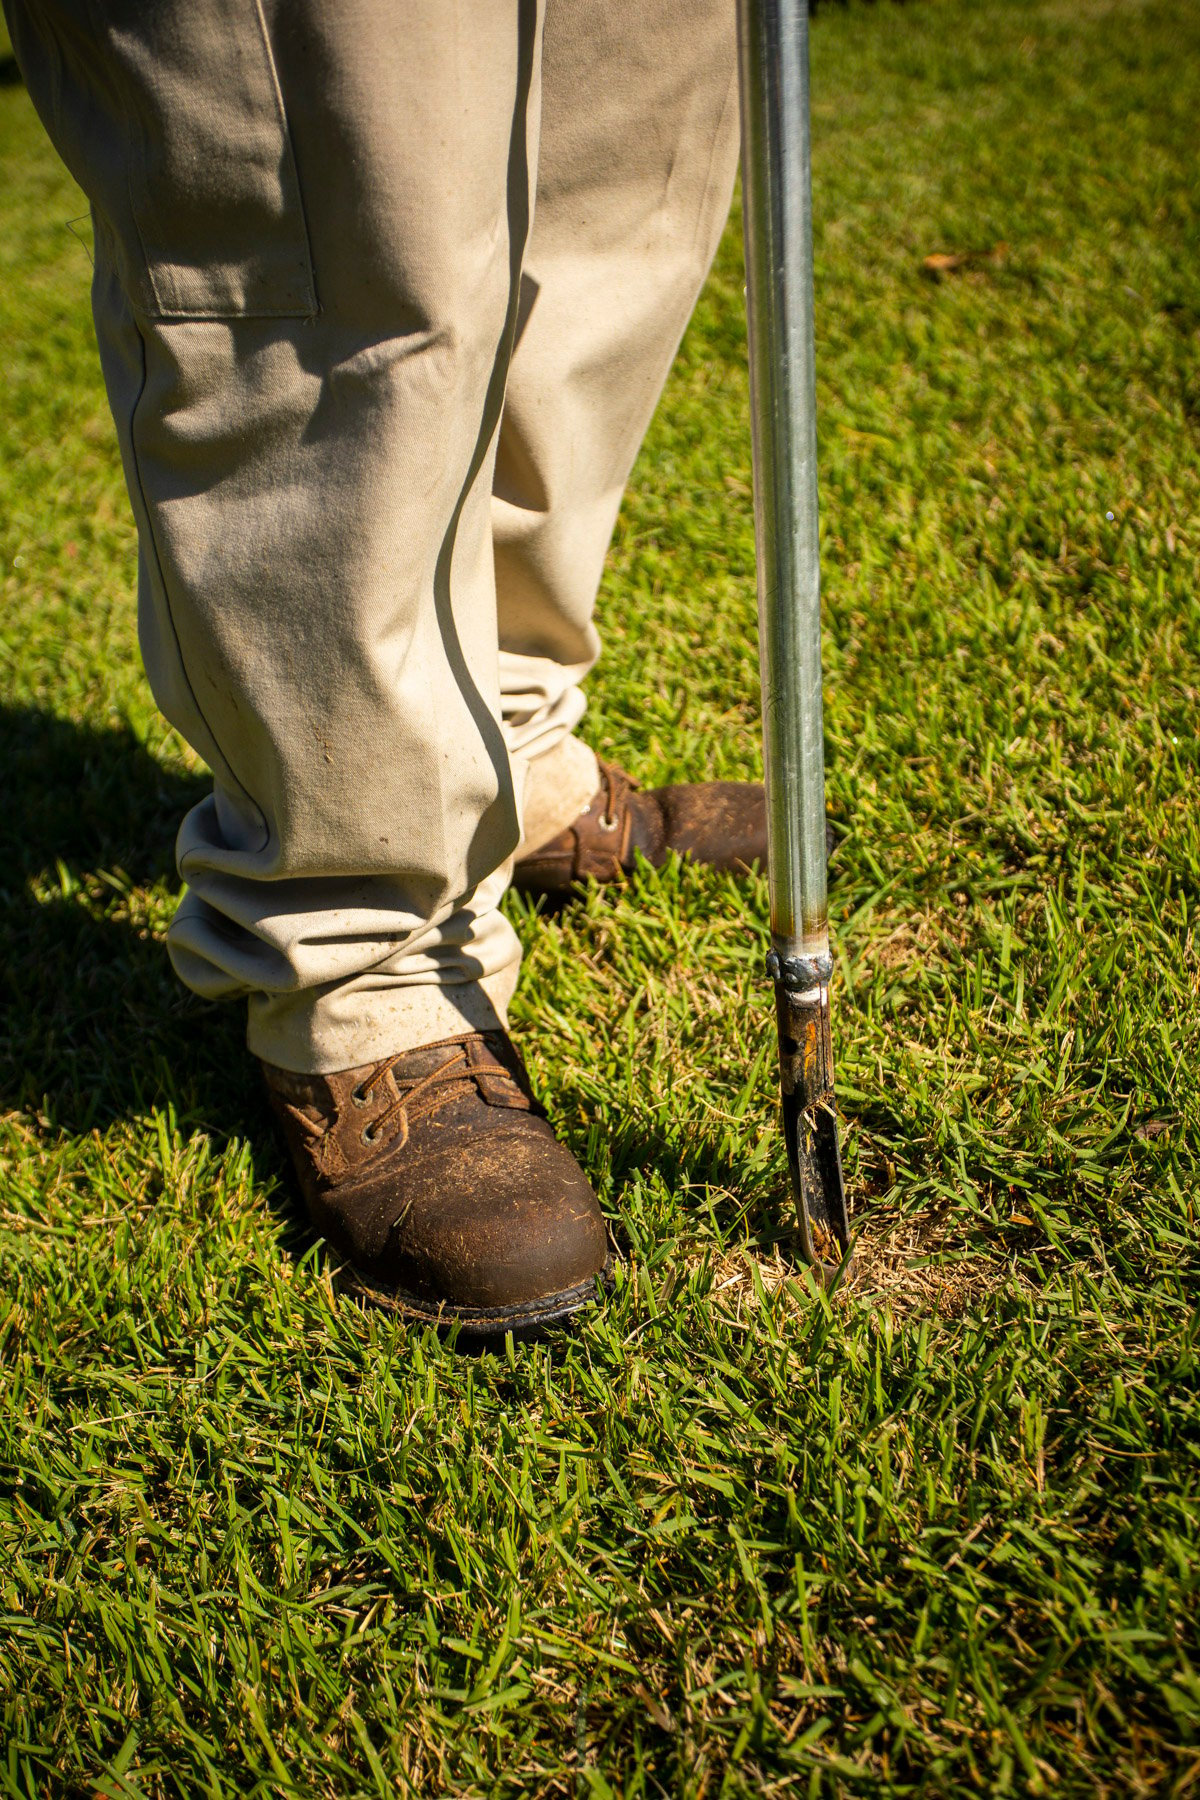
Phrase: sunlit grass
[{"left": 1, "top": 1, "right": 1198, "bottom": 1793}]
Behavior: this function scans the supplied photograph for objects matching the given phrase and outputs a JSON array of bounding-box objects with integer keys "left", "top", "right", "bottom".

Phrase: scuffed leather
[
  {"left": 262, "top": 1031, "right": 609, "bottom": 1312},
  {"left": 513, "top": 758, "right": 769, "bottom": 898}
]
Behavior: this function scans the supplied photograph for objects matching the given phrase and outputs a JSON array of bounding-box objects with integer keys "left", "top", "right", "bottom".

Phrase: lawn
[{"left": 1, "top": 0, "right": 1198, "bottom": 1794}]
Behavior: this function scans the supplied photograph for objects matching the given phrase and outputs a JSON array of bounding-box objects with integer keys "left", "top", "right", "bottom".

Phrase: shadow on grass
[
  {"left": 0, "top": 702, "right": 274, "bottom": 1158},
  {"left": 0, "top": 702, "right": 813, "bottom": 1292}
]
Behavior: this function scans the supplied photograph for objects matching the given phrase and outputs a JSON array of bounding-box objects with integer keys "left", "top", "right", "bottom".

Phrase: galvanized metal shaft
[
  {"left": 737, "top": 0, "right": 828, "bottom": 966},
  {"left": 737, "top": 0, "right": 850, "bottom": 1271}
]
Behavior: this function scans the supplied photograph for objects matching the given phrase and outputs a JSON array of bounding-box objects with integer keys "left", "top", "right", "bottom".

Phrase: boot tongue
[
  {"left": 384, "top": 1036, "right": 477, "bottom": 1093},
  {"left": 380, "top": 1033, "right": 534, "bottom": 1117},
  {"left": 388, "top": 1032, "right": 516, "bottom": 1094}
]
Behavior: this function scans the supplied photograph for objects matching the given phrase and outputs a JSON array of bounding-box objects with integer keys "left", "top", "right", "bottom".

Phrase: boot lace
[
  {"left": 595, "top": 759, "right": 634, "bottom": 833},
  {"left": 352, "top": 1038, "right": 513, "bottom": 1147}
]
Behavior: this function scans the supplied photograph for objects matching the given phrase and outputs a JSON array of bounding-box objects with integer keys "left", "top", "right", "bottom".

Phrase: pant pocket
[{"left": 7, "top": 0, "right": 317, "bottom": 320}]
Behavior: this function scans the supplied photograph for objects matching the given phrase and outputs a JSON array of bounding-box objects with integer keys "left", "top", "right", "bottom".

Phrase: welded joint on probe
[{"left": 766, "top": 948, "right": 833, "bottom": 992}]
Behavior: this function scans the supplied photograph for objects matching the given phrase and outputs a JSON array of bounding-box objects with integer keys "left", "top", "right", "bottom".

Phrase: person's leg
[
  {"left": 4, "top": 0, "right": 540, "bottom": 1073},
  {"left": 495, "top": 0, "right": 742, "bottom": 853},
  {"left": 6, "top": 0, "right": 611, "bottom": 1327}
]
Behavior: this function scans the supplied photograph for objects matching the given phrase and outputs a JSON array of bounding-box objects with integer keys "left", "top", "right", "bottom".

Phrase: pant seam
[
  {"left": 693, "top": 61, "right": 741, "bottom": 261},
  {"left": 252, "top": 0, "right": 320, "bottom": 322}
]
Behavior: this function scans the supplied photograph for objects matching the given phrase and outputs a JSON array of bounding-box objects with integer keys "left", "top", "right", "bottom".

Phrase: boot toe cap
[
  {"left": 656, "top": 780, "right": 768, "bottom": 871},
  {"left": 375, "top": 1120, "right": 609, "bottom": 1317}
]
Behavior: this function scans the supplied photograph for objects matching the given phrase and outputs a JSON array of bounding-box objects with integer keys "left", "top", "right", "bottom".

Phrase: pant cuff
[{"left": 246, "top": 964, "right": 522, "bottom": 1075}]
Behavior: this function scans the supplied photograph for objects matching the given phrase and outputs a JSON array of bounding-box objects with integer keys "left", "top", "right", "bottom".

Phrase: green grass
[{"left": 2, "top": 0, "right": 1199, "bottom": 1793}]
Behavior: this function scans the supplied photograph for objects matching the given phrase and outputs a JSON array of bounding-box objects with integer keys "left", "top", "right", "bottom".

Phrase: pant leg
[
  {"left": 496, "top": 0, "right": 741, "bottom": 843},
  {"left": 5, "top": 0, "right": 544, "bottom": 1072}
]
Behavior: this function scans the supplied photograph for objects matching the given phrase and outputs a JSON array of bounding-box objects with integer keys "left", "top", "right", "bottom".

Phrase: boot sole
[{"left": 339, "top": 1253, "right": 616, "bottom": 1340}]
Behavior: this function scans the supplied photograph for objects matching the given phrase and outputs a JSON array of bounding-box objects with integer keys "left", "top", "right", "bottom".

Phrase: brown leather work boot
[
  {"left": 512, "top": 757, "right": 775, "bottom": 900},
  {"left": 262, "top": 1030, "right": 611, "bottom": 1334}
]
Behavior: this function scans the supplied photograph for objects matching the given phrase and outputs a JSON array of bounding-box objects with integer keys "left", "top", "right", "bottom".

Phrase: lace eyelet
[
  {"left": 360, "top": 1122, "right": 378, "bottom": 1145},
  {"left": 597, "top": 812, "right": 618, "bottom": 833},
  {"left": 350, "top": 1084, "right": 369, "bottom": 1107}
]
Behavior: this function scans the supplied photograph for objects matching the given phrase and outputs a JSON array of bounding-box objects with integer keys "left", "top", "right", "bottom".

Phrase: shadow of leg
[{"left": 0, "top": 704, "right": 265, "bottom": 1148}]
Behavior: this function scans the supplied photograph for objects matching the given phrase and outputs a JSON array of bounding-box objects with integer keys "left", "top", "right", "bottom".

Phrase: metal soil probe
[{"left": 736, "top": 0, "right": 851, "bottom": 1275}]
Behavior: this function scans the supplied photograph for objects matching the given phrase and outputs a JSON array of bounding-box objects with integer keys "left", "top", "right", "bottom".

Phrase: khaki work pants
[{"left": 6, "top": 0, "right": 741, "bottom": 1071}]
